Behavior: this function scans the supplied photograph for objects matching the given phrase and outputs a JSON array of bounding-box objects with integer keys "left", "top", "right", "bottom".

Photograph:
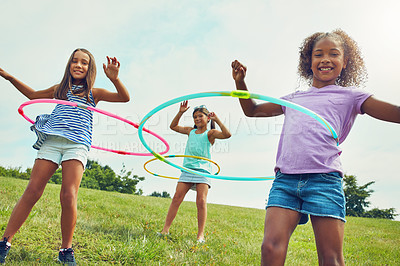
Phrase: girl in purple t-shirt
[{"left": 232, "top": 29, "right": 400, "bottom": 265}]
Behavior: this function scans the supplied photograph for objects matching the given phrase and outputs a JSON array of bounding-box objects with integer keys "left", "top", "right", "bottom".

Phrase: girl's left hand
[
  {"left": 208, "top": 112, "right": 218, "bottom": 121},
  {"left": 103, "top": 56, "right": 120, "bottom": 82}
]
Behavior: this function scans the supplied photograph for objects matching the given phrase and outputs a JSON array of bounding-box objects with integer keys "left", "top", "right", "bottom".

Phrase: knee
[
  {"left": 23, "top": 186, "right": 45, "bottom": 203},
  {"left": 171, "top": 194, "right": 184, "bottom": 205},
  {"left": 196, "top": 197, "right": 207, "bottom": 208},
  {"left": 261, "top": 238, "right": 286, "bottom": 260},
  {"left": 60, "top": 189, "right": 78, "bottom": 207},
  {"left": 319, "top": 251, "right": 344, "bottom": 266}
]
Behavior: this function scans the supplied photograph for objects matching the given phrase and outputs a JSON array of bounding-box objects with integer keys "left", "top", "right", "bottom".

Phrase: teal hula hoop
[{"left": 138, "top": 90, "right": 339, "bottom": 181}]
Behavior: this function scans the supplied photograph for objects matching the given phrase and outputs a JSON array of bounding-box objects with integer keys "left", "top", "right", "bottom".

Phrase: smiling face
[
  {"left": 311, "top": 37, "right": 347, "bottom": 88},
  {"left": 69, "top": 50, "right": 90, "bottom": 84},
  {"left": 193, "top": 110, "right": 209, "bottom": 128}
]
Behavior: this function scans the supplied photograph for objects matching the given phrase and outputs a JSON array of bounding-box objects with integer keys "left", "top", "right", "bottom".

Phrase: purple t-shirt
[{"left": 275, "top": 85, "right": 372, "bottom": 176}]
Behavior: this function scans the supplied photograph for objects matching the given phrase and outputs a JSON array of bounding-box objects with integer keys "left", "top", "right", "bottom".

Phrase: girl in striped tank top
[
  {"left": 0, "top": 48, "right": 130, "bottom": 264},
  {"left": 159, "top": 101, "right": 231, "bottom": 242}
]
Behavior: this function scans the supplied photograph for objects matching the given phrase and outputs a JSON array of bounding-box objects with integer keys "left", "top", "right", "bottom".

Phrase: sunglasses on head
[{"left": 193, "top": 105, "right": 207, "bottom": 111}]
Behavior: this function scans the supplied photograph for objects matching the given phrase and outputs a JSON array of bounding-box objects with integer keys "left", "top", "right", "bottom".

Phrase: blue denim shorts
[
  {"left": 36, "top": 135, "right": 89, "bottom": 168},
  {"left": 266, "top": 171, "right": 346, "bottom": 224}
]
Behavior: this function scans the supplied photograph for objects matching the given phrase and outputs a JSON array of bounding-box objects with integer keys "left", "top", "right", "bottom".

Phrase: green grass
[{"left": 1, "top": 176, "right": 399, "bottom": 265}]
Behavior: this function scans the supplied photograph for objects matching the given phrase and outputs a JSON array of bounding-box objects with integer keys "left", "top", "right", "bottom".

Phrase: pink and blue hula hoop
[{"left": 18, "top": 98, "right": 170, "bottom": 156}]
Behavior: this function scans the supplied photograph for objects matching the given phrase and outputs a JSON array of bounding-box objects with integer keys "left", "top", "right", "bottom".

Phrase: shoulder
[
  {"left": 186, "top": 128, "right": 196, "bottom": 136},
  {"left": 334, "top": 86, "right": 373, "bottom": 104},
  {"left": 307, "top": 85, "right": 372, "bottom": 101}
]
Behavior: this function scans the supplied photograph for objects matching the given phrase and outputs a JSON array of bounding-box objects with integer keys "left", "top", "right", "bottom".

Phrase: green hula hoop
[{"left": 138, "top": 90, "right": 338, "bottom": 181}]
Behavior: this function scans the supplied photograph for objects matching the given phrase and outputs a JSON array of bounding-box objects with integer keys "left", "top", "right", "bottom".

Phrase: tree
[
  {"left": 149, "top": 191, "right": 171, "bottom": 198},
  {"left": 343, "top": 175, "right": 374, "bottom": 217},
  {"left": 343, "top": 174, "right": 397, "bottom": 220},
  {"left": 0, "top": 166, "right": 31, "bottom": 180},
  {"left": 114, "top": 163, "right": 145, "bottom": 195},
  {"left": 49, "top": 160, "right": 144, "bottom": 195},
  {"left": 364, "top": 208, "right": 397, "bottom": 219}
]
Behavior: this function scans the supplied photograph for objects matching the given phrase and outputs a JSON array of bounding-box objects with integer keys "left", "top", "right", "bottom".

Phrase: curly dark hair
[{"left": 298, "top": 29, "right": 368, "bottom": 87}]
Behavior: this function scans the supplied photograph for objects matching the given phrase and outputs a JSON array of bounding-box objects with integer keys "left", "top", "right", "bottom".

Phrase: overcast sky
[{"left": 1, "top": 0, "right": 399, "bottom": 221}]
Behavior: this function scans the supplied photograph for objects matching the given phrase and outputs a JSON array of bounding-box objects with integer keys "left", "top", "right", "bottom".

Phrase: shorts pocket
[{"left": 320, "top": 172, "right": 343, "bottom": 183}]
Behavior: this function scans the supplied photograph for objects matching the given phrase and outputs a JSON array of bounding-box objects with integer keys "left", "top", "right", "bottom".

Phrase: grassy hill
[{"left": 1, "top": 176, "right": 399, "bottom": 265}]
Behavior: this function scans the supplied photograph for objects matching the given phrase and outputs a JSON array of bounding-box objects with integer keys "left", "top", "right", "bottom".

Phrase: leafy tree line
[
  {"left": 0, "top": 160, "right": 144, "bottom": 195},
  {"left": 1, "top": 165, "right": 396, "bottom": 219},
  {"left": 149, "top": 191, "right": 171, "bottom": 198}
]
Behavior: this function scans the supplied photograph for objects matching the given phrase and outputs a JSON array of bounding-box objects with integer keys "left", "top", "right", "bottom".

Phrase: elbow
[
  {"left": 121, "top": 94, "right": 130, "bottom": 102},
  {"left": 241, "top": 107, "right": 256, "bottom": 117},
  {"left": 28, "top": 94, "right": 42, "bottom": 100},
  {"left": 243, "top": 111, "right": 255, "bottom": 117}
]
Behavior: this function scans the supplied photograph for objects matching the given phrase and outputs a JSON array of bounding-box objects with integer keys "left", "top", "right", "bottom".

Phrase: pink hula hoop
[{"left": 18, "top": 99, "right": 170, "bottom": 156}]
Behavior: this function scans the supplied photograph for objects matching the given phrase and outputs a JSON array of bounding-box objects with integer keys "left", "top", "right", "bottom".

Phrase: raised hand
[
  {"left": 0, "top": 67, "right": 13, "bottom": 81},
  {"left": 231, "top": 60, "right": 247, "bottom": 82},
  {"left": 103, "top": 56, "right": 120, "bottom": 82},
  {"left": 179, "top": 101, "right": 190, "bottom": 113}
]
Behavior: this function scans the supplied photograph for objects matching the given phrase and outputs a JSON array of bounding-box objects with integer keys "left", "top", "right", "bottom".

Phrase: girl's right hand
[
  {"left": 179, "top": 101, "right": 190, "bottom": 113},
  {"left": 231, "top": 60, "right": 247, "bottom": 82},
  {"left": 0, "top": 67, "right": 13, "bottom": 81}
]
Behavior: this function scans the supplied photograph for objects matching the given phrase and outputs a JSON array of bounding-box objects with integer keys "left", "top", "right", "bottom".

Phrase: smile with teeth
[{"left": 319, "top": 67, "right": 332, "bottom": 71}]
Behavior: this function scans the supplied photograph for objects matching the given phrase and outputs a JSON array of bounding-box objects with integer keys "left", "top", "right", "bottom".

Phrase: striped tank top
[{"left": 31, "top": 85, "right": 96, "bottom": 150}]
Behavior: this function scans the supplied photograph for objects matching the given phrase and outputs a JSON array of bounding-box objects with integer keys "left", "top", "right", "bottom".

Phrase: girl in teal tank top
[{"left": 159, "top": 101, "right": 231, "bottom": 242}]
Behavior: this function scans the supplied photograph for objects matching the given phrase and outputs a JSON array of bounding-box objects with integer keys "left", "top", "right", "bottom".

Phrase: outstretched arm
[
  {"left": 0, "top": 67, "right": 55, "bottom": 99},
  {"left": 362, "top": 96, "right": 400, "bottom": 123},
  {"left": 170, "top": 101, "right": 193, "bottom": 135},
  {"left": 208, "top": 112, "right": 231, "bottom": 144},
  {"left": 231, "top": 60, "right": 283, "bottom": 117},
  {"left": 93, "top": 56, "right": 130, "bottom": 104}
]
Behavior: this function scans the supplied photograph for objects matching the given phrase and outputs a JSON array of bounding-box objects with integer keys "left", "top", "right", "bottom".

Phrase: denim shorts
[
  {"left": 266, "top": 171, "right": 346, "bottom": 224},
  {"left": 178, "top": 169, "right": 211, "bottom": 190},
  {"left": 36, "top": 135, "right": 89, "bottom": 168}
]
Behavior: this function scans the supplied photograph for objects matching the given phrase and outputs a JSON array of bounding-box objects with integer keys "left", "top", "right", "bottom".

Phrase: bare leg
[
  {"left": 2, "top": 159, "right": 58, "bottom": 242},
  {"left": 59, "top": 160, "right": 84, "bottom": 249},
  {"left": 161, "top": 182, "right": 192, "bottom": 234},
  {"left": 195, "top": 183, "right": 209, "bottom": 241},
  {"left": 311, "top": 216, "right": 345, "bottom": 266},
  {"left": 261, "top": 207, "right": 301, "bottom": 266}
]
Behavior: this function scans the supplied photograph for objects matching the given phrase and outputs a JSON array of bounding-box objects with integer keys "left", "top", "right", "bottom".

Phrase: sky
[{"left": 1, "top": 0, "right": 400, "bottom": 221}]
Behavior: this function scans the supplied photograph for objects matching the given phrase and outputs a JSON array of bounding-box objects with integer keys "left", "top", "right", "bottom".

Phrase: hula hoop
[
  {"left": 137, "top": 90, "right": 339, "bottom": 181},
  {"left": 18, "top": 98, "right": 170, "bottom": 156},
  {"left": 143, "top": 154, "right": 221, "bottom": 180}
]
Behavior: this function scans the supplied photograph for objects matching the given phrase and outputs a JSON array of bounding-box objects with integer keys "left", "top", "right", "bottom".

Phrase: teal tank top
[{"left": 183, "top": 129, "right": 212, "bottom": 173}]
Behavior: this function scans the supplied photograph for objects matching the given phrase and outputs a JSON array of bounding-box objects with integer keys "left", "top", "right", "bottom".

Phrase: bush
[{"left": 1, "top": 160, "right": 145, "bottom": 195}]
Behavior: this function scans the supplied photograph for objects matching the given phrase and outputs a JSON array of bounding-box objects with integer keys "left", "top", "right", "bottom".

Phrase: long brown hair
[{"left": 54, "top": 48, "right": 97, "bottom": 102}]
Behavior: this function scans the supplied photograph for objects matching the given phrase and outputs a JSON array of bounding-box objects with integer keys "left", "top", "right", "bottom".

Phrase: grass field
[{"left": 1, "top": 176, "right": 399, "bottom": 265}]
